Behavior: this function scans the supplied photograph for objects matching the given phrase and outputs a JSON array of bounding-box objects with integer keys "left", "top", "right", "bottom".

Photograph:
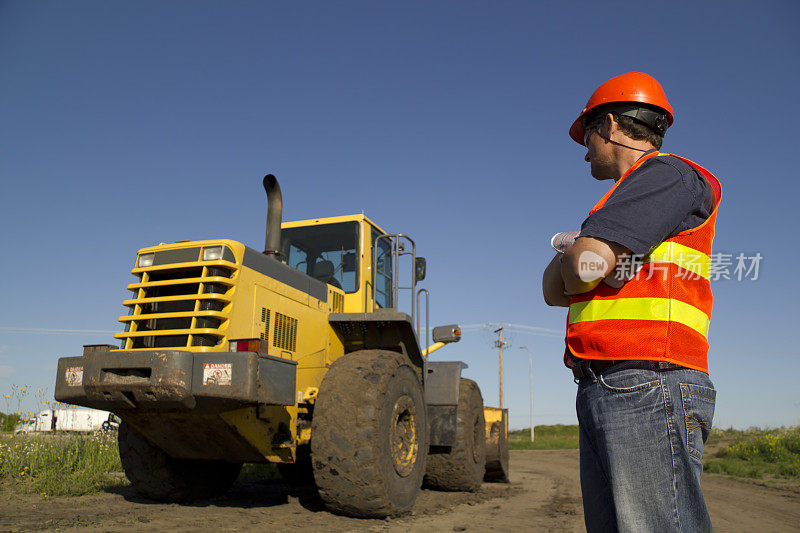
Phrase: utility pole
[
  {"left": 520, "top": 346, "right": 534, "bottom": 441},
  {"left": 493, "top": 326, "right": 507, "bottom": 409}
]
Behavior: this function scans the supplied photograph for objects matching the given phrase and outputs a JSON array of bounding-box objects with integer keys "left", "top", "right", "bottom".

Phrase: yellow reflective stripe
[
  {"left": 568, "top": 297, "right": 710, "bottom": 338},
  {"left": 644, "top": 241, "right": 710, "bottom": 280}
]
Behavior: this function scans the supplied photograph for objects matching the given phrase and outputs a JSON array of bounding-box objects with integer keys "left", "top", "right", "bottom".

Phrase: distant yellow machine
[{"left": 55, "top": 174, "right": 508, "bottom": 517}]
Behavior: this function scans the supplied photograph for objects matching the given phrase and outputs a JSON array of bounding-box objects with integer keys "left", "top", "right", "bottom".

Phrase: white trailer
[
  {"left": 54, "top": 408, "right": 114, "bottom": 432},
  {"left": 13, "top": 409, "right": 54, "bottom": 433},
  {"left": 14, "top": 408, "right": 118, "bottom": 433}
]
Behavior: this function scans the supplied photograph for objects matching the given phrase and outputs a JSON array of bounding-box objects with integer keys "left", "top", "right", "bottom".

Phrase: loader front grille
[{"left": 116, "top": 250, "right": 237, "bottom": 350}]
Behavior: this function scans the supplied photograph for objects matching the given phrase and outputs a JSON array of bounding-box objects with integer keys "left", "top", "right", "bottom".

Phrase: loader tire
[
  {"left": 311, "top": 350, "right": 427, "bottom": 518},
  {"left": 484, "top": 416, "right": 510, "bottom": 483},
  {"left": 424, "top": 379, "right": 486, "bottom": 491},
  {"left": 118, "top": 421, "right": 242, "bottom": 502}
]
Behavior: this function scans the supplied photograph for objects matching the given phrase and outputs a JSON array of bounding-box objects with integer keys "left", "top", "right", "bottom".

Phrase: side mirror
[
  {"left": 432, "top": 324, "right": 461, "bottom": 344},
  {"left": 415, "top": 257, "right": 427, "bottom": 282}
]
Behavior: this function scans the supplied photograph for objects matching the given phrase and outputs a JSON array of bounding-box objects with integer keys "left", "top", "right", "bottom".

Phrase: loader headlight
[
  {"left": 137, "top": 253, "right": 155, "bottom": 268},
  {"left": 202, "top": 246, "right": 223, "bottom": 261}
]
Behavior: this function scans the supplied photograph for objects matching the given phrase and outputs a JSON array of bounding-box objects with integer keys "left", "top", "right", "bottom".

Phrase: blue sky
[{"left": 1, "top": 1, "right": 798, "bottom": 428}]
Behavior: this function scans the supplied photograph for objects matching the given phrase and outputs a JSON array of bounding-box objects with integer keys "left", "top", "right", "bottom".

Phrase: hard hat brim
[{"left": 569, "top": 112, "right": 588, "bottom": 146}]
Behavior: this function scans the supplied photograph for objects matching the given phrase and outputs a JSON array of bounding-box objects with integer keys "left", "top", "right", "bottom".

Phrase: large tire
[
  {"left": 311, "top": 350, "right": 428, "bottom": 518},
  {"left": 483, "top": 408, "right": 510, "bottom": 483},
  {"left": 118, "top": 421, "right": 242, "bottom": 502},
  {"left": 424, "top": 379, "right": 486, "bottom": 491}
]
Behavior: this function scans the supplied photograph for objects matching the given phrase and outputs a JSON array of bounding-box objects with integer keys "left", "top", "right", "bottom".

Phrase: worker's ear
[{"left": 604, "top": 113, "right": 617, "bottom": 136}]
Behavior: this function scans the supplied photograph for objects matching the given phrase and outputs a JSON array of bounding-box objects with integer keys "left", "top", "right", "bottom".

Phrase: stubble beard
[{"left": 590, "top": 157, "right": 616, "bottom": 181}]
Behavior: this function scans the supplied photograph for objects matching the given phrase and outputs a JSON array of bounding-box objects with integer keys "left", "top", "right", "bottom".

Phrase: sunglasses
[{"left": 582, "top": 115, "right": 606, "bottom": 145}]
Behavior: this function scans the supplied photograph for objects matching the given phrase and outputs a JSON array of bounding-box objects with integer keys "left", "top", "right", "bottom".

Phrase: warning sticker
[
  {"left": 203, "top": 363, "right": 232, "bottom": 386},
  {"left": 65, "top": 366, "right": 84, "bottom": 387}
]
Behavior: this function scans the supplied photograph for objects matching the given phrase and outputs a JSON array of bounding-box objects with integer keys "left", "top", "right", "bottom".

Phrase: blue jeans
[{"left": 575, "top": 361, "right": 716, "bottom": 532}]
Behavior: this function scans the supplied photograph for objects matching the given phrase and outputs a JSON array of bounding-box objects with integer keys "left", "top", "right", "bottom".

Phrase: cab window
[
  {"left": 280, "top": 222, "right": 359, "bottom": 293},
  {"left": 372, "top": 229, "right": 393, "bottom": 308}
]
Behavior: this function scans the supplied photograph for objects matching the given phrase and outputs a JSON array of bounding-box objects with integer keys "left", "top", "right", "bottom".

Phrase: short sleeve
[{"left": 579, "top": 156, "right": 710, "bottom": 256}]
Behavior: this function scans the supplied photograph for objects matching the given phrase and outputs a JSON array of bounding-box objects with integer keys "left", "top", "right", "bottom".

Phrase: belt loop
[
  {"left": 571, "top": 362, "right": 583, "bottom": 384},
  {"left": 572, "top": 360, "right": 597, "bottom": 384}
]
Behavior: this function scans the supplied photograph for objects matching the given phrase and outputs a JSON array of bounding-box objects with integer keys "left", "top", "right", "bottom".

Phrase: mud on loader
[{"left": 54, "top": 175, "right": 509, "bottom": 517}]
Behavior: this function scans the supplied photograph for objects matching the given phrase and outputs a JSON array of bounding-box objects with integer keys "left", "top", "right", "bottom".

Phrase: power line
[
  {"left": 458, "top": 323, "right": 562, "bottom": 339},
  {"left": 0, "top": 327, "right": 117, "bottom": 335}
]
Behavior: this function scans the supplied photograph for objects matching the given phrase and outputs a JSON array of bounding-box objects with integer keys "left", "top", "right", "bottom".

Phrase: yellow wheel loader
[{"left": 54, "top": 174, "right": 508, "bottom": 517}]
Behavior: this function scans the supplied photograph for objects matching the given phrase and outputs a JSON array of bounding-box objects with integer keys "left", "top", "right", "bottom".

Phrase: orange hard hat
[{"left": 569, "top": 72, "right": 674, "bottom": 145}]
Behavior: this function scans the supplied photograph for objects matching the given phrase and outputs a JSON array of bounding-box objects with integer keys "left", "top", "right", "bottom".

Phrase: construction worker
[{"left": 542, "top": 72, "right": 721, "bottom": 532}]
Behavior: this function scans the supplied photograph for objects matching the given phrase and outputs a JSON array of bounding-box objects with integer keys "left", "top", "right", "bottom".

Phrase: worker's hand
[{"left": 543, "top": 253, "right": 571, "bottom": 307}]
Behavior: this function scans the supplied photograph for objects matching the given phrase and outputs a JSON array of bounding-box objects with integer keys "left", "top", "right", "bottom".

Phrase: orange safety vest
[{"left": 566, "top": 152, "right": 722, "bottom": 373}]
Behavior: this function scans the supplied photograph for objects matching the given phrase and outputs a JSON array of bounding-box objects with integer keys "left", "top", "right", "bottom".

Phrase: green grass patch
[
  {"left": 0, "top": 431, "right": 124, "bottom": 496},
  {"left": 239, "top": 462, "right": 281, "bottom": 482},
  {"left": 509, "top": 424, "right": 579, "bottom": 450},
  {"left": 0, "top": 431, "right": 287, "bottom": 497},
  {"left": 703, "top": 427, "right": 800, "bottom": 481},
  {"left": 1, "top": 412, "right": 21, "bottom": 432}
]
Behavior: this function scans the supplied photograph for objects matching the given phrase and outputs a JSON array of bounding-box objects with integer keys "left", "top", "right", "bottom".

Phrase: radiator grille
[
  {"left": 273, "top": 312, "right": 297, "bottom": 352},
  {"left": 260, "top": 308, "right": 271, "bottom": 341},
  {"left": 332, "top": 292, "right": 344, "bottom": 313},
  {"left": 117, "top": 260, "right": 236, "bottom": 350}
]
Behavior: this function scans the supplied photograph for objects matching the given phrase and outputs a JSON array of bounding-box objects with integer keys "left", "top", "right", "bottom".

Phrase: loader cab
[
  {"left": 280, "top": 214, "right": 422, "bottom": 316},
  {"left": 279, "top": 219, "right": 360, "bottom": 293}
]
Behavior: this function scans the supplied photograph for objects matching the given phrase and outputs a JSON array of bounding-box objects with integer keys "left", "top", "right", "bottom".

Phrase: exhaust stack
[{"left": 262, "top": 174, "right": 283, "bottom": 257}]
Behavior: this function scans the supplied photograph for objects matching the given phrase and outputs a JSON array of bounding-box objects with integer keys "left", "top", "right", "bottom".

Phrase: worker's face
[{"left": 584, "top": 114, "right": 616, "bottom": 181}]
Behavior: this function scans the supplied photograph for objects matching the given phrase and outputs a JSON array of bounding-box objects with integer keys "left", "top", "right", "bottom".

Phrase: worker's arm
[
  {"left": 561, "top": 236, "right": 630, "bottom": 295},
  {"left": 542, "top": 253, "right": 571, "bottom": 307}
]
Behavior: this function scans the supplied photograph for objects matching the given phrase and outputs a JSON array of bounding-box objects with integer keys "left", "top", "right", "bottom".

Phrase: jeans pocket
[
  {"left": 598, "top": 369, "right": 661, "bottom": 393},
  {"left": 680, "top": 382, "right": 716, "bottom": 461}
]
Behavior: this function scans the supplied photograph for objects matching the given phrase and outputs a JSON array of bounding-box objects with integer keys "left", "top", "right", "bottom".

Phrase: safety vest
[{"left": 566, "top": 152, "right": 722, "bottom": 373}]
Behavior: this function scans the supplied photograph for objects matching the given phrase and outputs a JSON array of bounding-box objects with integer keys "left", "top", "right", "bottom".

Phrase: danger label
[
  {"left": 65, "top": 366, "right": 84, "bottom": 387},
  {"left": 203, "top": 363, "right": 232, "bottom": 386}
]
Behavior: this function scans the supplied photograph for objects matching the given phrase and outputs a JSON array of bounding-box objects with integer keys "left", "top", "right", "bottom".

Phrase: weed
[
  {"left": 703, "top": 427, "right": 800, "bottom": 481},
  {"left": 2, "top": 383, "right": 61, "bottom": 431},
  {"left": 0, "top": 431, "right": 124, "bottom": 496}
]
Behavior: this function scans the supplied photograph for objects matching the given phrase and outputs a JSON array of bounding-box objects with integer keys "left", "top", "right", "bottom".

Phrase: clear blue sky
[{"left": 1, "top": 1, "right": 798, "bottom": 429}]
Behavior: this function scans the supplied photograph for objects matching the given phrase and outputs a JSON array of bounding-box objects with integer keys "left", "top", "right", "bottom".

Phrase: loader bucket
[{"left": 483, "top": 406, "right": 509, "bottom": 482}]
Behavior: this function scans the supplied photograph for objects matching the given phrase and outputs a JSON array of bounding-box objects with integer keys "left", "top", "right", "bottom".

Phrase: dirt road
[{"left": 2, "top": 450, "right": 798, "bottom": 532}]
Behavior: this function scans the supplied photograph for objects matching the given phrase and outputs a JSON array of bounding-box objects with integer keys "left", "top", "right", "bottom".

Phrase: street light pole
[{"left": 520, "top": 346, "right": 534, "bottom": 441}]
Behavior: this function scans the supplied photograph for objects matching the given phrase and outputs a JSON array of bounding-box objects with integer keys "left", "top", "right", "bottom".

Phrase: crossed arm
[{"left": 541, "top": 236, "right": 631, "bottom": 307}]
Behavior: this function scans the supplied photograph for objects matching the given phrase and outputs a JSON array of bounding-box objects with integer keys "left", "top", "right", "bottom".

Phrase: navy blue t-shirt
[{"left": 579, "top": 155, "right": 714, "bottom": 256}]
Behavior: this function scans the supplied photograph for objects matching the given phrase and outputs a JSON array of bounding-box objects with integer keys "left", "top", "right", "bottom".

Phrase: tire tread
[
  {"left": 118, "top": 421, "right": 241, "bottom": 502},
  {"left": 424, "top": 378, "right": 486, "bottom": 491},
  {"left": 311, "top": 350, "right": 427, "bottom": 517}
]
